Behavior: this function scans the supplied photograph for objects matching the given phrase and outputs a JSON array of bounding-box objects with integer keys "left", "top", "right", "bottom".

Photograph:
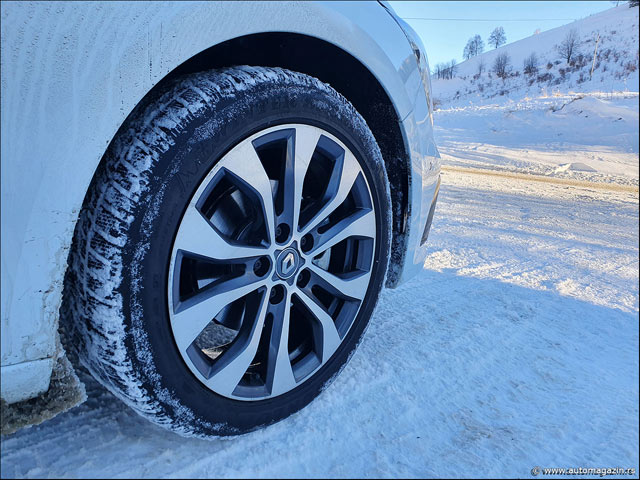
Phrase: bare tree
[
  {"left": 448, "top": 59, "right": 458, "bottom": 78},
  {"left": 493, "top": 52, "right": 511, "bottom": 79},
  {"left": 477, "top": 58, "right": 486, "bottom": 76},
  {"left": 434, "top": 61, "right": 457, "bottom": 80},
  {"left": 463, "top": 42, "right": 472, "bottom": 60},
  {"left": 463, "top": 34, "right": 485, "bottom": 59},
  {"left": 488, "top": 27, "right": 506, "bottom": 49},
  {"left": 523, "top": 52, "right": 539, "bottom": 75},
  {"left": 557, "top": 29, "right": 580, "bottom": 63},
  {"left": 472, "top": 35, "right": 485, "bottom": 56},
  {"left": 433, "top": 63, "right": 442, "bottom": 79}
]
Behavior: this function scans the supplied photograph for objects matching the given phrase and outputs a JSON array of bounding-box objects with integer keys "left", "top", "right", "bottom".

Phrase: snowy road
[{"left": 1, "top": 168, "right": 638, "bottom": 478}]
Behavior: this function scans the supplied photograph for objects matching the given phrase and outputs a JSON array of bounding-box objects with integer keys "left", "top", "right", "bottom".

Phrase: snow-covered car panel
[{"left": 0, "top": 0, "right": 438, "bottom": 407}]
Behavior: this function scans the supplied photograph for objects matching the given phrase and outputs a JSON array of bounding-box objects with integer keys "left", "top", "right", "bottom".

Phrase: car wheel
[{"left": 63, "top": 66, "right": 391, "bottom": 436}]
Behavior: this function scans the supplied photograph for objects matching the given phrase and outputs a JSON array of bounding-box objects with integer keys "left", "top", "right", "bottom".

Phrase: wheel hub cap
[{"left": 276, "top": 248, "right": 300, "bottom": 279}]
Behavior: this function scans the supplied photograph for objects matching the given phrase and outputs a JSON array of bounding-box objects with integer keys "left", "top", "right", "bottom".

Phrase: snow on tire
[{"left": 62, "top": 66, "right": 391, "bottom": 437}]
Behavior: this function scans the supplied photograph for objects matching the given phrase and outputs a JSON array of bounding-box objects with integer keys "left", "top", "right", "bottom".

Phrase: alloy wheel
[{"left": 167, "top": 124, "right": 377, "bottom": 400}]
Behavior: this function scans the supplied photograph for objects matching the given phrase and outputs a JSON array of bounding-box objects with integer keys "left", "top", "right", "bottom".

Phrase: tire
[{"left": 62, "top": 66, "right": 391, "bottom": 437}]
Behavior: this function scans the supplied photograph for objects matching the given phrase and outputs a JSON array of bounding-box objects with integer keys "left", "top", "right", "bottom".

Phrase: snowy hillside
[
  {"left": 432, "top": 4, "right": 639, "bottom": 106},
  {"left": 432, "top": 4, "right": 639, "bottom": 185}
]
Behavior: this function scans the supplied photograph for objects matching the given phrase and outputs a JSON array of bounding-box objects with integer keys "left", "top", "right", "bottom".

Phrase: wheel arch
[{"left": 89, "top": 32, "right": 411, "bottom": 288}]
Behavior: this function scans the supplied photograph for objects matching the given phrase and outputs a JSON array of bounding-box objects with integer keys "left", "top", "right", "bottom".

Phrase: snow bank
[
  {"left": 434, "top": 93, "right": 639, "bottom": 184},
  {"left": 1, "top": 337, "right": 86, "bottom": 435}
]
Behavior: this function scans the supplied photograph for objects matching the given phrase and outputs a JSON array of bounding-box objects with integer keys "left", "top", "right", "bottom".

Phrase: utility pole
[{"left": 590, "top": 32, "right": 600, "bottom": 80}]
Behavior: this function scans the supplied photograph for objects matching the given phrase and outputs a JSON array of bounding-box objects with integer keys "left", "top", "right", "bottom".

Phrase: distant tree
[
  {"left": 488, "top": 26, "right": 507, "bottom": 49},
  {"left": 463, "top": 42, "right": 472, "bottom": 60},
  {"left": 493, "top": 52, "right": 511, "bottom": 79},
  {"left": 476, "top": 35, "right": 485, "bottom": 55},
  {"left": 448, "top": 59, "right": 458, "bottom": 78},
  {"left": 557, "top": 28, "right": 580, "bottom": 63},
  {"left": 433, "top": 63, "right": 443, "bottom": 79},
  {"left": 463, "top": 34, "right": 485, "bottom": 59},
  {"left": 434, "top": 61, "right": 457, "bottom": 80},
  {"left": 630, "top": 0, "right": 639, "bottom": 6},
  {"left": 472, "top": 34, "right": 485, "bottom": 56},
  {"left": 477, "top": 58, "right": 486, "bottom": 76},
  {"left": 523, "top": 52, "right": 539, "bottom": 75}
]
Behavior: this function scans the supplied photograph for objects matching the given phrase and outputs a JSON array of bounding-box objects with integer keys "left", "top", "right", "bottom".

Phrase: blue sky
[{"left": 390, "top": 1, "right": 616, "bottom": 67}]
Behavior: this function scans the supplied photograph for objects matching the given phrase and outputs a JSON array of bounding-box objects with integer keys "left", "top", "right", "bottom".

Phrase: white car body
[{"left": 0, "top": 1, "right": 439, "bottom": 410}]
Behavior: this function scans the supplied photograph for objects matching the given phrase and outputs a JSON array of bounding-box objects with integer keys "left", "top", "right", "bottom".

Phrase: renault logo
[
  {"left": 282, "top": 252, "right": 296, "bottom": 275},
  {"left": 276, "top": 248, "right": 299, "bottom": 279}
]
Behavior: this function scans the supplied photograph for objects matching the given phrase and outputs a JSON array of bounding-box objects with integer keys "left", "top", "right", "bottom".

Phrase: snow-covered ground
[
  {"left": 2, "top": 168, "right": 637, "bottom": 478},
  {"left": 435, "top": 93, "right": 639, "bottom": 185}
]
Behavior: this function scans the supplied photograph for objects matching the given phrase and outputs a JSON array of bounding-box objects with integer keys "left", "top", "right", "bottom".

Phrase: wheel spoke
[
  {"left": 174, "top": 206, "right": 269, "bottom": 260},
  {"left": 308, "top": 209, "right": 375, "bottom": 257},
  {"left": 204, "top": 288, "right": 270, "bottom": 397},
  {"left": 292, "top": 126, "right": 321, "bottom": 233},
  {"left": 266, "top": 290, "right": 297, "bottom": 395},
  {"left": 299, "top": 150, "right": 361, "bottom": 237},
  {"left": 296, "top": 291, "right": 342, "bottom": 363},
  {"left": 306, "top": 263, "right": 371, "bottom": 301},
  {"left": 220, "top": 140, "right": 277, "bottom": 245},
  {"left": 171, "top": 277, "right": 267, "bottom": 354}
]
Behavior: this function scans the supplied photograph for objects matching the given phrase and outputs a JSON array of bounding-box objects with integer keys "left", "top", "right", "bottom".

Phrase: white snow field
[
  {"left": 435, "top": 93, "right": 639, "bottom": 185},
  {"left": 1, "top": 168, "right": 638, "bottom": 478},
  {"left": 433, "top": 4, "right": 639, "bottom": 186}
]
